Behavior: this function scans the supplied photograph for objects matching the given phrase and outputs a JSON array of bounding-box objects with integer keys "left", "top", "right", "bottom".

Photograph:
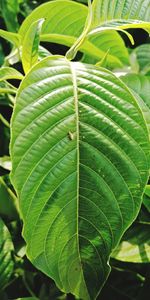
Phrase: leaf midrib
[{"left": 68, "top": 60, "right": 89, "bottom": 298}]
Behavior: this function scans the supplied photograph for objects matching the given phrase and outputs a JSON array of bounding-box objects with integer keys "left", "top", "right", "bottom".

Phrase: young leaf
[
  {"left": 112, "top": 224, "right": 150, "bottom": 263},
  {"left": 0, "top": 218, "right": 14, "bottom": 290},
  {"left": 10, "top": 57, "right": 149, "bottom": 300},
  {"left": 22, "top": 19, "right": 45, "bottom": 74},
  {"left": 0, "top": 67, "right": 23, "bottom": 82}
]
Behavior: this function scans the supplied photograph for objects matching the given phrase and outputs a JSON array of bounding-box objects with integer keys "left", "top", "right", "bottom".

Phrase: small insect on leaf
[{"left": 68, "top": 131, "right": 74, "bottom": 140}]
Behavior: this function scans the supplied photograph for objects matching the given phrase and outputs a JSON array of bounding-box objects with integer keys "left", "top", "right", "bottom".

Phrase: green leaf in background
[
  {"left": 0, "top": 0, "right": 19, "bottom": 32},
  {"left": 121, "top": 74, "right": 150, "bottom": 110},
  {"left": 0, "top": 217, "right": 14, "bottom": 290},
  {"left": 22, "top": 18, "right": 45, "bottom": 74},
  {"left": 91, "top": 0, "right": 150, "bottom": 29},
  {"left": 81, "top": 30, "right": 129, "bottom": 67},
  {"left": 120, "top": 74, "right": 150, "bottom": 136},
  {"left": 112, "top": 223, "right": 150, "bottom": 263},
  {"left": 88, "top": 25, "right": 134, "bottom": 46},
  {"left": 143, "top": 185, "right": 150, "bottom": 213},
  {"left": 0, "top": 67, "right": 23, "bottom": 81},
  {"left": 0, "top": 29, "right": 20, "bottom": 47},
  {"left": 18, "top": 0, "right": 129, "bottom": 68},
  {"left": 11, "top": 56, "right": 149, "bottom": 299},
  {"left": 131, "top": 44, "right": 150, "bottom": 75},
  {"left": 89, "top": 1, "right": 150, "bottom": 63}
]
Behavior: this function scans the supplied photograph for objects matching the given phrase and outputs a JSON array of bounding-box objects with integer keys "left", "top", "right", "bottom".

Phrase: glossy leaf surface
[
  {"left": 11, "top": 57, "right": 149, "bottom": 300},
  {"left": 92, "top": 0, "right": 150, "bottom": 26}
]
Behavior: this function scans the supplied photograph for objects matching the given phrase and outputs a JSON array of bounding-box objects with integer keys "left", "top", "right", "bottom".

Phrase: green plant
[{"left": 0, "top": 1, "right": 150, "bottom": 300}]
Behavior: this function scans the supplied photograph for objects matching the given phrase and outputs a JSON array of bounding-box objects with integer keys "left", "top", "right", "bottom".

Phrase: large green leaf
[
  {"left": 112, "top": 223, "right": 150, "bottom": 263},
  {"left": 0, "top": 218, "right": 14, "bottom": 290},
  {"left": 88, "top": 1, "right": 150, "bottom": 60},
  {"left": 10, "top": 56, "right": 149, "bottom": 300},
  {"left": 120, "top": 74, "right": 150, "bottom": 135},
  {"left": 91, "top": 0, "right": 150, "bottom": 28},
  {"left": 18, "top": 0, "right": 129, "bottom": 68}
]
